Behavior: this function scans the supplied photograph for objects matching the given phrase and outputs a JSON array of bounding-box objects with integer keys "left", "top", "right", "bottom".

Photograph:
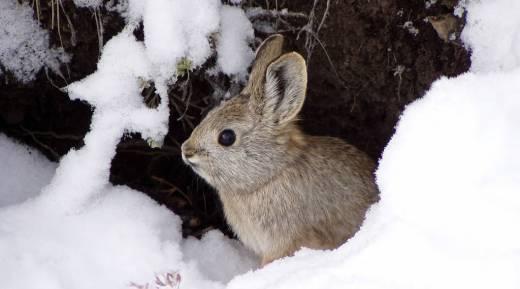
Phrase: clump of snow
[
  {"left": 461, "top": 0, "right": 520, "bottom": 72},
  {"left": 453, "top": 0, "right": 468, "bottom": 17},
  {"left": 105, "top": 0, "right": 254, "bottom": 79},
  {"left": 143, "top": 0, "right": 221, "bottom": 79},
  {"left": 402, "top": 21, "right": 419, "bottom": 36},
  {"left": 425, "top": 0, "right": 437, "bottom": 9},
  {"left": 0, "top": 134, "right": 57, "bottom": 207},
  {"left": 0, "top": 0, "right": 69, "bottom": 83},
  {"left": 217, "top": 5, "right": 254, "bottom": 78},
  {"left": 36, "top": 32, "right": 171, "bottom": 213},
  {"left": 73, "top": 0, "right": 102, "bottom": 8},
  {"left": 105, "top": 0, "right": 130, "bottom": 19}
]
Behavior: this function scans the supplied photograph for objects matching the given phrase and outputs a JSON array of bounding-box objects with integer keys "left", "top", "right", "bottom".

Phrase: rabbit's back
[{"left": 220, "top": 135, "right": 379, "bottom": 263}]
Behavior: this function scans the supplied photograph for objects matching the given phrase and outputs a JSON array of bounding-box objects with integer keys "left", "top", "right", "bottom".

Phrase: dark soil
[
  {"left": 0, "top": 0, "right": 469, "bottom": 237},
  {"left": 285, "top": 0, "right": 470, "bottom": 158}
]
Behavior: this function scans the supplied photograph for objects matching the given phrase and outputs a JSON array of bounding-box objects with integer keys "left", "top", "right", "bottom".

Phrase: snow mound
[
  {"left": 378, "top": 71, "right": 520, "bottom": 248},
  {"left": 0, "top": 0, "right": 69, "bottom": 83}
]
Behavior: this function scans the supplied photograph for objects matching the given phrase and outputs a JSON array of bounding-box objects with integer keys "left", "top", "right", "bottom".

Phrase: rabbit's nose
[
  {"left": 181, "top": 141, "right": 196, "bottom": 161},
  {"left": 183, "top": 149, "right": 195, "bottom": 159}
]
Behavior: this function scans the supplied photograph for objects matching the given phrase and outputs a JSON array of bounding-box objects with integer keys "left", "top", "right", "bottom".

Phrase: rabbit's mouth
[
  {"left": 182, "top": 158, "right": 211, "bottom": 183},
  {"left": 182, "top": 156, "right": 198, "bottom": 168}
]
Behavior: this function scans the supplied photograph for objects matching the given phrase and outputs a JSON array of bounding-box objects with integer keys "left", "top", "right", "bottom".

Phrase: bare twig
[
  {"left": 393, "top": 65, "right": 405, "bottom": 101},
  {"left": 246, "top": 7, "right": 308, "bottom": 20},
  {"left": 94, "top": 7, "right": 104, "bottom": 54},
  {"left": 32, "top": 0, "right": 41, "bottom": 21},
  {"left": 176, "top": 73, "right": 192, "bottom": 121},
  {"left": 20, "top": 126, "right": 61, "bottom": 160},
  {"left": 59, "top": 0, "right": 77, "bottom": 47},
  {"left": 20, "top": 127, "right": 83, "bottom": 140},
  {"left": 151, "top": 176, "right": 193, "bottom": 206},
  {"left": 298, "top": 0, "right": 331, "bottom": 63}
]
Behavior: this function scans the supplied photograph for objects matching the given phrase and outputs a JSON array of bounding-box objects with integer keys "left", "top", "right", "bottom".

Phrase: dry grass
[
  {"left": 31, "top": 0, "right": 78, "bottom": 48},
  {"left": 130, "top": 271, "right": 181, "bottom": 289}
]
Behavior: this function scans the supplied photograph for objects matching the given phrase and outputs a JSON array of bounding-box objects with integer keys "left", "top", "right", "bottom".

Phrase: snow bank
[{"left": 0, "top": 0, "right": 69, "bottom": 83}]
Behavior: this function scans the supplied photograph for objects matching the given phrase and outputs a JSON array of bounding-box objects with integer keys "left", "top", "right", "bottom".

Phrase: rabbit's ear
[
  {"left": 260, "top": 52, "right": 307, "bottom": 124},
  {"left": 243, "top": 34, "right": 284, "bottom": 101}
]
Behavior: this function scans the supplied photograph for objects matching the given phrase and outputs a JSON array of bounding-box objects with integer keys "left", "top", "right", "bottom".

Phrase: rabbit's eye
[{"left": 218, "top": 129, "right": 236, "bottom": 146}]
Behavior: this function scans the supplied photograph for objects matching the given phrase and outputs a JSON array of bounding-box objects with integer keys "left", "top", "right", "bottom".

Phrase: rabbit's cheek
[{"left": 187, "top": 162, "right": 211, "bottom": 182}]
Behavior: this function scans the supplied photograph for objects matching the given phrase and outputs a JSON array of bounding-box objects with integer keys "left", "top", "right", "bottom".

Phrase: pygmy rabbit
[{"left": 181, "top": 34, "right": 379, "bottom": 266}]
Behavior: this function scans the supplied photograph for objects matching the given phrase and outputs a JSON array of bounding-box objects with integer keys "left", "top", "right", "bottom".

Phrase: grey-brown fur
[{"left": 181, "top": 34, "right": 379, "bottom": 266}]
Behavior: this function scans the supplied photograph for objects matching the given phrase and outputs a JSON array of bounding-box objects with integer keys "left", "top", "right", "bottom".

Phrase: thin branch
[
  {"left": 151, "top": 176, "right": 193, "bottom": 207},
  {"left": 20, "top": 126, "right": 61, "bottom": 160},
  {"left": 20, "top": 127, "right": 83, "bottom": 141},
  {"left": 246, "top": 7, "right": 308, "bottom": 20}
]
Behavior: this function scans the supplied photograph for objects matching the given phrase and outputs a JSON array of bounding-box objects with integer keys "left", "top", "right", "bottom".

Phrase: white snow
[
  {"left": 1, "top": 0, "right": 520, "bottom": 289},
  {"left": 217, "top": 5, "right": 254, "bottom": 78},
  {"left": 454, "top": 0, "right": 468, "bottom": 18},
  {"left": 425, "top": 0, "right": 438, "bottom": 9},
  {"left": 461, "top": 0, "right": 520, "bottom": 72},
  {"left": 105, "top": 0, "right": 253, "bottom": 79},
  {"left": 0, "top": 0, "right": 69, "bottom": 83},
  {"left": 0, "top": 134, "right": 57, "bottom": 207},
  {"left": 73, "top": 0, "right": 102, "bottom": 8},
  {"left": 143, "top": 0, "right": 221, "bottom": 80},
  {"left": 182, "top": 230, "right": 258, "bottom": 283},
  {"left": 403, "top": 21, "right": 419, "bottom": 36}
]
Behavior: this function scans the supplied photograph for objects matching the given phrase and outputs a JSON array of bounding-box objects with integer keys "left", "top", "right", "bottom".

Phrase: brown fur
[{"left": 181, "top": 34, "right": 379, "bottom": 266}]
